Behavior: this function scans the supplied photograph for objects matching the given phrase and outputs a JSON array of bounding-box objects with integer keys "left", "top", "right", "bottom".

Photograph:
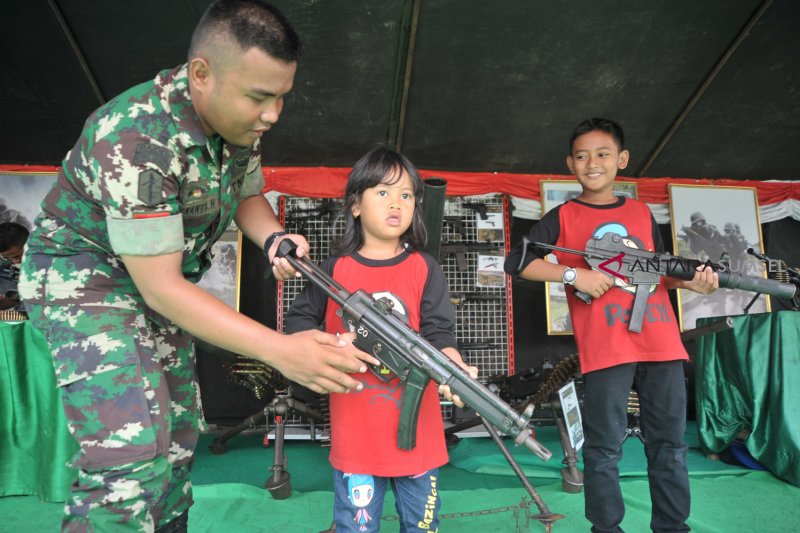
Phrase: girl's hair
[{"left": 331, "top": 145, "right": 427, "bottom": 256}]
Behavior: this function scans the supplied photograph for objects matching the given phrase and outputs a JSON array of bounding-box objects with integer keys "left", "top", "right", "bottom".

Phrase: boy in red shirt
[{"left": 505, "top": 118, "right": 718, "bottom": 532}]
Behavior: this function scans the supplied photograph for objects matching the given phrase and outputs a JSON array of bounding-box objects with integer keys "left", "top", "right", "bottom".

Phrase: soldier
[
  {"left": 18, "top": 1, "right": 378, "bottom": 531},
  {"left": 0, "top": 222, "right": 28, "bottom": 312},
  {"left": 681, "top": 211, "right": 724, "bottom": 261},
  {"left": 721, "top": 222, "right": 750, "bottom": 267}
]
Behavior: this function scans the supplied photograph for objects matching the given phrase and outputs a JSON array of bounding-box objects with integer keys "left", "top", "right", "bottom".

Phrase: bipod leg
[
  {"left": 553, "top": 415, "right": 583, "bottom": 493},
  {"left": 479, "top": 417, "right": 564, "bottom": 531},
  {"left": 264, "top": 398, "right": 292, "bottom": 499},
  {"left": 209, "top": 409, "right": 268, "bottom": 455}
]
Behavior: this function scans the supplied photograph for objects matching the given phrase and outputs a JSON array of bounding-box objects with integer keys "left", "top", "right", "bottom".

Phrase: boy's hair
[
  {"left": 0, "top": 222, "right": 29, "bottom": 252},
  {"left": 189, "top": 0, "right": 303, "bottom": 63},
  {"left": 569, "top": 117, "right": 625, "bottom": 153},
  {"left": 332, "top": 145, "right": 427, "bottom": 257}
]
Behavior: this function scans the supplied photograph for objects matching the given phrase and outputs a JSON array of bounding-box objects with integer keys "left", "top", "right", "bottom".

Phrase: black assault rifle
[
  {"left": 277, "top": 239, "right": 552, "bottom": 461},
  {"left": 440, "top": 241, "right": 504, "bottom": 271},
  {"left": 518, "top": 232, "right": 797, "bottom": 333}
]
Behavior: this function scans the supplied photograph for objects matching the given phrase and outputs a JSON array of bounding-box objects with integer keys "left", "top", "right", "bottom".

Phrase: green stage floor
[{"left": 2, "top": 423, "right": 797, "bottom": 532}]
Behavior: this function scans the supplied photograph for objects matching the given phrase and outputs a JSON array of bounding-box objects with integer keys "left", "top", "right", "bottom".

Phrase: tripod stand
[{"left": 209, "top": 384, "right": 326, "bottom": 500}]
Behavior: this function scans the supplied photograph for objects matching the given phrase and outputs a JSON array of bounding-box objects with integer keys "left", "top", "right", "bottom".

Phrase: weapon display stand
[
  {"left": 623, "top": 391, "right": 645, "bottom": 444},
  {"left": 209, "top": 385, "right": 326, "bottom": 500}
]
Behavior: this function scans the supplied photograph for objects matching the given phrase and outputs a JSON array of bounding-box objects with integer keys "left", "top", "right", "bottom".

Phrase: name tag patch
[{"left": 181, "top": 184, "right": 219, "bottom": 220}]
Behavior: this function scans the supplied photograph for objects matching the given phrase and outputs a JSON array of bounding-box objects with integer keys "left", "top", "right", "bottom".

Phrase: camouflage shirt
[{"left": 25, "top": 64, "right": 264, "bottom": 292}]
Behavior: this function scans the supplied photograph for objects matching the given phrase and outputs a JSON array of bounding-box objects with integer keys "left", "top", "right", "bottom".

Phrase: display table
[
  {"left": 695, "top": 311, "right": 800, "bottom": 486},
  {"left": 0, "top": 321, "right": 77, "bottom": 501}
]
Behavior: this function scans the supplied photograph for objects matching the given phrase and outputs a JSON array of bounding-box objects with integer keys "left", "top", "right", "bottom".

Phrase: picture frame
[
  {"left": 0, "top": 171, "right": 58, "bottom": 230},
  {"left": 668, "top": 184, "right": 769, "bottom": 331},
  {"left": 196, "top": 229, "right": 241, "bottom": 312},
  {"left": 541, "top": 180, "right": 638, "bottom": 334},
  {"left": 540, "top": 179, "right": 638, "bottom": 215}
]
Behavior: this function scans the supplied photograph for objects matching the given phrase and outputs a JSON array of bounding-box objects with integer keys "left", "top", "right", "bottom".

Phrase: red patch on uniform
[{"left": 133, "top": 212, "right": 170, "bottom": 219}]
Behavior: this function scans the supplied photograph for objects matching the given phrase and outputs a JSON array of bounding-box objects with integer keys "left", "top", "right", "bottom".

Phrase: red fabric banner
[{"left": 4, "top": 164, "right": 798, "bottom": 206}]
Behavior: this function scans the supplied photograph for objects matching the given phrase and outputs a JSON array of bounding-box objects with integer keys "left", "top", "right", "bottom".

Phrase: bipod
[
  {"left": 208, "top": 385, "right": 325, "bottom": 499},
  {"left": 479, "top": 417, "right": 564, "bottom": 532},
  {"left": 262, "top": 388, "right": 326, "bottom": 499}
]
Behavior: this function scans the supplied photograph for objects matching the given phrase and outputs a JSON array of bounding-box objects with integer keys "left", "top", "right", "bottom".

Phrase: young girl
[{"left": 285, "top": 145, "right": 477, "bottom": 532}]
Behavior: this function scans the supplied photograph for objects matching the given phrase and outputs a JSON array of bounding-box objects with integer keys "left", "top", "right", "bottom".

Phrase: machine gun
[
  {"left": 1, "top": 263, "right": 20, "bottom": 303},
  {"left": 519, "top": 232, "right": 797, "bottom": 333},
  {"left": 449, "top": 291, "right": 504, "bottom": 306},
  {"left": 276, "top": 239, "right": 551, "bottom": 461}
]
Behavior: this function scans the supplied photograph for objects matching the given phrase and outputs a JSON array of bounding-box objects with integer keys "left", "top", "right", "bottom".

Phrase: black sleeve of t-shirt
[
  {"left": 503, "top": 205, "right": 563, "bottom": 275},
  {"left": 283, "top": 256, "right": 337, "bottom": 334},
  {"left": 419, "top": 252, "right": 458, "bottom": 350}
]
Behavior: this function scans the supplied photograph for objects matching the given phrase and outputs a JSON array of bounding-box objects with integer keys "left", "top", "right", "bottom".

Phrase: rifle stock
[{"left": 277, "top": 239, "right": 551, "bottom": 461}]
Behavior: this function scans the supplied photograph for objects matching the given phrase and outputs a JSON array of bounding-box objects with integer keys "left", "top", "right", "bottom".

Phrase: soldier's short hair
[{"left": 189, "top": 0, "right": 303, "bottom": 63}]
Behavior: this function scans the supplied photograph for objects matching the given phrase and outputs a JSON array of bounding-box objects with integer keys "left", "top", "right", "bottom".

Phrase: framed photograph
[
  {"left": 541, "top": 180, "right": 638, "bottom": 334},
  {"left": 0, "top": 171, "right": 58, "bottom": 230},
  {"left": 196, "top": 229, "right": 241, "bottom": 311},
  {"left": 668, "top": 184, "right": 769, "bottom": 331},
  {"left": 540, "top": 179, "right": 638, "bottom": 214}
]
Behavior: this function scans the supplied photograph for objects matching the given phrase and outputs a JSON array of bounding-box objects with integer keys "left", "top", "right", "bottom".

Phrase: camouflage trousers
[{"left": 21, "top": 253, "right": 203, "bottom": 532}]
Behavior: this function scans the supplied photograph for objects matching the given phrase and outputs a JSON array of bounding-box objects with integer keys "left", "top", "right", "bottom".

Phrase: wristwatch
[
  {"left": 562, "top": 267, "right": 577, "bottom": 286},
  {"left": 263, "top": 230, "right": 287, "bottom": 259}
]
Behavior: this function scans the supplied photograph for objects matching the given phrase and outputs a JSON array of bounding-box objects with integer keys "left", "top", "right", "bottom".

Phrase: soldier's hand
[
  {"left": 269, "top": 233, "right": 310, "bottom": 281},
  {"left": 574, "top": 268, "right": 614, "bottom": 298},
  {"left": 274, "top": 330, "right": 380, "bottom": 394}
]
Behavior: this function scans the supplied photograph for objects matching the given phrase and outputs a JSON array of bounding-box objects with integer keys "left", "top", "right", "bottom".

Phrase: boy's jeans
[
  {"left": 583, "top": 361, "right": 691, "bottom": 533},
  {"left": 332, "top": 468, "right": 441, "bottom": 532}
]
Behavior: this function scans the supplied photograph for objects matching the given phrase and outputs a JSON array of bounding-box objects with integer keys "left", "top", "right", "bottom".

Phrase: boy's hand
[
  {"left": 682, "top": 264, "right": 719, "bottom": 294},
  {"left": 574, "top": 268, "right": 614, "bottom": 298}
]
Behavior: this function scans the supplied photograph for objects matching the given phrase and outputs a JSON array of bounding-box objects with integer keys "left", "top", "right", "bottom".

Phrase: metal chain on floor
[{"left": 380, "top": 496, "right": 541, "bottom": 532}]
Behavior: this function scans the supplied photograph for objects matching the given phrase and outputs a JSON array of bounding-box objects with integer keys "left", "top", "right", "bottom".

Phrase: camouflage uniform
[{"left": 19, "top": 64, "right": 265, "bottom": 532}]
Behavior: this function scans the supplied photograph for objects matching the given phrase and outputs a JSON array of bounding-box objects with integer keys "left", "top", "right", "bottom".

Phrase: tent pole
[
  {"left": 637, "top": 0, "right": 773, "bottom": 177},
  {"left": 46, "top": 0, "right": 106, "bottom": 105}
]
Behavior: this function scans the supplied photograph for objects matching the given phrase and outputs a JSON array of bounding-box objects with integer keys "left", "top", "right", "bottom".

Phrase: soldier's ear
[{"left": 188, "top": 58, "right": 212, "bottom": 89}]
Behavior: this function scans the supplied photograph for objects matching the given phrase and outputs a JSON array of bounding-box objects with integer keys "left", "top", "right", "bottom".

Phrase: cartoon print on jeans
[{"left": 346, "top": 473, "right": 375, "bottom": 531}]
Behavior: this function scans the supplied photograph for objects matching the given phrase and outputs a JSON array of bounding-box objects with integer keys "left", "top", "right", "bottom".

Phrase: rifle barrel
[{"left": 663, "top": 258, "right": 797, "bottom": 300}]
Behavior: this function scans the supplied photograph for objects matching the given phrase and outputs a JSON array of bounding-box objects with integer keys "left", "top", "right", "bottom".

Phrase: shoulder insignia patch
[
  {"left": 132, "top": 143, "right": 173, "bottom": 174},
  {"left": 138, "top": 169, "right": 164, "bottom": 206}
]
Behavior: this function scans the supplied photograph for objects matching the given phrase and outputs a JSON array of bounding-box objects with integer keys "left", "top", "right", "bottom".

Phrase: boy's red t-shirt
[{"left": 553, "top": 198, "right": 689, "bottom": 373}]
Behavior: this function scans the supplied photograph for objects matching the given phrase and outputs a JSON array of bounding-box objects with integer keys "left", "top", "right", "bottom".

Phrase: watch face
[{"left": 563, "top": 268, "right": 576, "bottom": 284}]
